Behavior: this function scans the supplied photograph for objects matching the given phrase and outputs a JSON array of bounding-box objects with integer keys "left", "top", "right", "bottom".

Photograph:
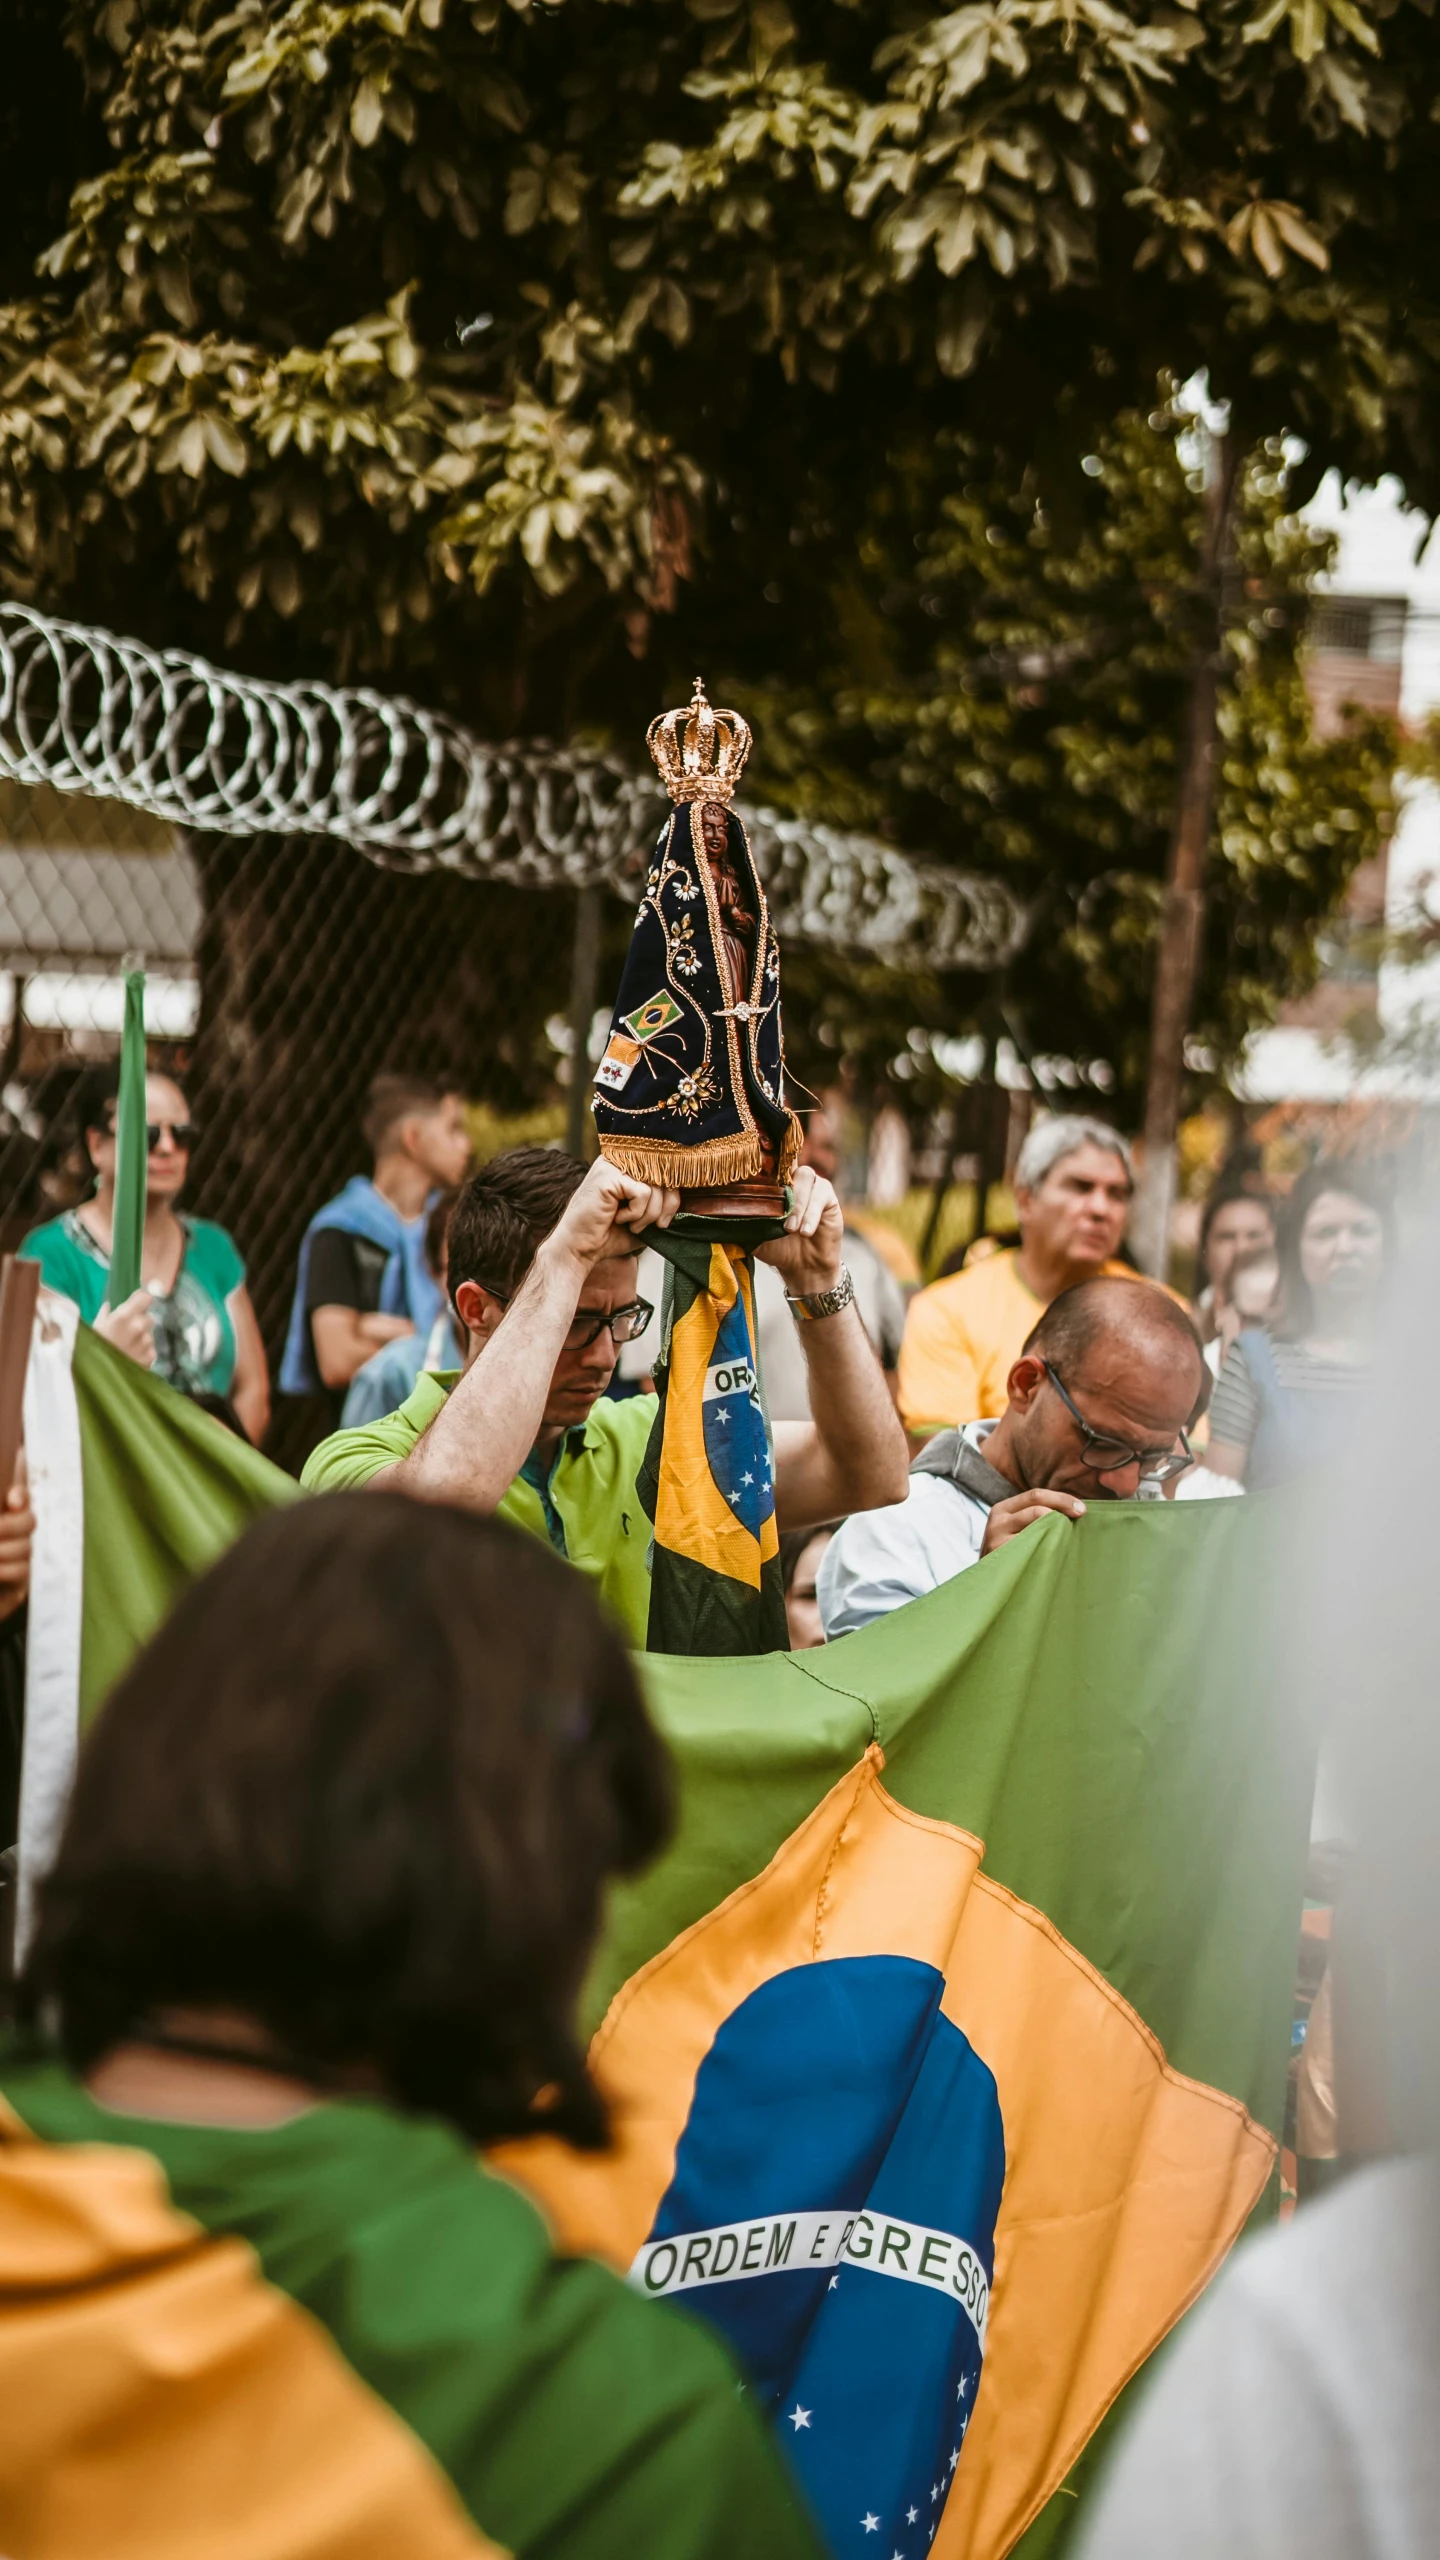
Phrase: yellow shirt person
[
  {"left": 898, "top": 1119, "right": 1169, "bottom": 1439},
  {"left": 899, "top": 1245, "right": 1144, "bottom": 1432}
]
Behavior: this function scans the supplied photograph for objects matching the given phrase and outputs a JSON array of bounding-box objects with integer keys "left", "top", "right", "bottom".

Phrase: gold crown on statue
[{"left": 647, "top": 677, "right": 751, "bottom": 806}]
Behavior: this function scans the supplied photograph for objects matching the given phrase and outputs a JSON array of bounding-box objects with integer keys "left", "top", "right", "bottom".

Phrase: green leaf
[
  {"left": 506, "top": 163, "right": 545, "bottom": 235},
  {"left": 200, "top": 412, "right": 248, "bottom": 474},
  {"left": 1269, "top": 202, "right": 1329, "bottom": 269},
  {"left": 350, "top": 79, "right": 385, "bottom": 148}
]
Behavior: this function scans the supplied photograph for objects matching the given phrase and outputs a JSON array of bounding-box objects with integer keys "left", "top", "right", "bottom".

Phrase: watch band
[{"left": 785, "top": 1265, "right": 856, "bottom": 1324}]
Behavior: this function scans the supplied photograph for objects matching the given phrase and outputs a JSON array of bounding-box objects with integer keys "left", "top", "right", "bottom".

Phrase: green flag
[
  {"left": 104, "top": 968, "right": 147, "bottom": 1310},
  {"left": 17, "top": 1302, "right": 294, "bottom": 1943}
]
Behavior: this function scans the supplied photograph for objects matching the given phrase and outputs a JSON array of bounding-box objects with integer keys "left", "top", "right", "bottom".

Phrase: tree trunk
[{"left": 1131, "top": 434, "right": 1240, "bottom": 1280}]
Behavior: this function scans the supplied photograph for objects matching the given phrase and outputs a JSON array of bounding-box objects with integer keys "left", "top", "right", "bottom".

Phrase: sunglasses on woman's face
[{"left": 105, "top": 1117, "right": 199, "bottom": 1152}]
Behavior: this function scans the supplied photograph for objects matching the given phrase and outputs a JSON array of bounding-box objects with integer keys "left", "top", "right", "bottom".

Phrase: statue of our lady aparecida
[
  {"left": 590, "top": 680, "right": 802, "bottom": 1217},
  {"left": 591, "top": 680, "right": 799, "bottom": 1652}
]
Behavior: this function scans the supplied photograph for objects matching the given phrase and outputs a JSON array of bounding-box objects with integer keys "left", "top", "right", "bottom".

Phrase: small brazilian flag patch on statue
[{"left": 624, "top": 993, "right": 683, "bottom": 1044}]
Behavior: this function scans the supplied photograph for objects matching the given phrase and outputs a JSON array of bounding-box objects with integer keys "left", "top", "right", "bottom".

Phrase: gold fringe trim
[
  {"left": 778, "top": 1111, "right": 803, "bottom": 1185},
  {"left": 598, "top": 1132, "right": 763, "bottom": 1189}
]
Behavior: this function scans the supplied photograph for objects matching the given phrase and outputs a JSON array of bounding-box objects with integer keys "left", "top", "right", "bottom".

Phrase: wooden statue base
[{"left": 678, "top": 1173, "right": 787, "bottom": 1220}]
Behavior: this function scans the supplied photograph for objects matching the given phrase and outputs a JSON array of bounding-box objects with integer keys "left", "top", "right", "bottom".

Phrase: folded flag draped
[
  {"left": 18, "top": 1303, "right": 1316, "bottom": 2557},
  {"left": 0, "top": 2053, "right": 818, "bottom": 2560},
  {"left": 637, "top": 1225, "right": 787, "bottom": 1655}
]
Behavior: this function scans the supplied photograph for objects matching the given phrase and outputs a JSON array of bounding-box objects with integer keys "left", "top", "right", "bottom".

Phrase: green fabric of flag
[
  {"left": 594, "top": 1493, "right": 1308, "bottom": 2080},
  {"left": 105, "top": 969, "right": 148, "bottom": 1311},
  {"left": 0, "top": 2043, "right": 821, "bottom": 2559},
  {"left": 70, "top": 1317, "right": 296, "bottom": 1721}
]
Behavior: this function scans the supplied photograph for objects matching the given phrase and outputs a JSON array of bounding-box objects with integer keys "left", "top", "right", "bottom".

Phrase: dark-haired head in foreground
[{"left": 20, "top": 1492, "right": 672, "bottom": 2148}]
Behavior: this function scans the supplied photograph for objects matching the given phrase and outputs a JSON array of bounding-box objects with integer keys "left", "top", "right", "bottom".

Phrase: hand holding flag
[{"left": 756, "top": 1165, "right": 845, "bottom": 1296}]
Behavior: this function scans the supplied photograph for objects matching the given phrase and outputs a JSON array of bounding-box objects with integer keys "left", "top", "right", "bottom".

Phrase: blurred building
[{"left": 1236, "top": 476, "right": 1440, "bottom": 1156}]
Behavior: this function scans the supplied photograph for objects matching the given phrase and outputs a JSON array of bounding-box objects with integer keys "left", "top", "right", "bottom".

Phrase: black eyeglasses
[
  {"left": 482, "top": 1287, "right": 654, "bottom": 1351},
  {"left": 1041, "top": 1361, "right": 1192, "bottom": 1484}
]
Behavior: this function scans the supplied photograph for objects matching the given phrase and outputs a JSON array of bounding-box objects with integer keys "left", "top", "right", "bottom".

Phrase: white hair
[{"left": 1014, "top": 1113, "right": 1133, "bottom": 1197}]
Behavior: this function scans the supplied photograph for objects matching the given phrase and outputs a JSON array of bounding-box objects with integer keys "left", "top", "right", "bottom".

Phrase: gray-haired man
[{"left": 896, "top": 1114, "right": 1161, "bottom": 1443}]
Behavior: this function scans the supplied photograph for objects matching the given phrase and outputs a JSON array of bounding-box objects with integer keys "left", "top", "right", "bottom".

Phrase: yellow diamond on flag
[{"left": 624, "top": 994, "right": 683, "bottom": 1045}]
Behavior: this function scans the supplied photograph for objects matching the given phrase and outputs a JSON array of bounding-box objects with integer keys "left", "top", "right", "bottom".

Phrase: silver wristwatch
[{"left": 785, "top": 1265, "right": 856, "bottom": 1324}]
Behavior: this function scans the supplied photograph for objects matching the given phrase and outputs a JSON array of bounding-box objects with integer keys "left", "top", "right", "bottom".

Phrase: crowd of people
[
  {"left": 0, "top": 1066, "right": 1409, "bottom": 2554},
  {"left": 9, "top": 1071, "right": 1395, "bottom": 1640}
]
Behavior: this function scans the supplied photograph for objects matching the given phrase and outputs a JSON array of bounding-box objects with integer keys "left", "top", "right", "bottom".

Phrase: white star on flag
[
  {"left": 741, "top": 1469, "right": 754, "bottom": 1486},
  {"left": 787, "top": 2406, "right": 812, "bottom": 2432},
  {"left": 930, "top": 2484, "right": 941, "bottom": 2504},
  {"left": 728, "top": 1490, "right": 743, "bottom": 1507},
  {"left": 957, "top": 2373, "right": 969, "bottom": 2400},
  {"left": 860, "top": 2518, "right": 880, "bottom": 2535},
  {"left": 906, "top": 2509, "right": 919, "bottom": 2526},
  {"left": 714, "top": 1406, "right": 730, "bottom": 1423},
  {"left": 947, "top": 2447, "right": 960, "bottom": 2473},
  {"left": 828, "top": 2273, "right": 840, "bottom": 2290}
]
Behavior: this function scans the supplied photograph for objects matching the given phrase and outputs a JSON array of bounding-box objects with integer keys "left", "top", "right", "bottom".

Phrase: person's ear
[
  {"left": 453, "top": 1279, "right": 502, "bottom": 1341},
  {"left": 1006, "top": 1354, "right": 1047, "bottom": 1411}
]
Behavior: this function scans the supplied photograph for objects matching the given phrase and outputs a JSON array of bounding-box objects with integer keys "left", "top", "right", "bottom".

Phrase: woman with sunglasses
[{"left": 19, "top": 1064, "right": 270, "bottom": 1444}]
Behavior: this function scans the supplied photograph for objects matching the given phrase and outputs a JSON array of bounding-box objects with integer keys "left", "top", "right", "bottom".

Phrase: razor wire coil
[{"left": 0, "top": 603, "right": 1024, "bottom": 972}]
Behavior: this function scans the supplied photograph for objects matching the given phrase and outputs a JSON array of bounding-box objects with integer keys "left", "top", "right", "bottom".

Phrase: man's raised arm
[
  {"left": 375, "top": 1159, "right": 677, "bottom": 1511},
  {"left": 765, "top": 1169, "right": 912, "bottom": 1533}
]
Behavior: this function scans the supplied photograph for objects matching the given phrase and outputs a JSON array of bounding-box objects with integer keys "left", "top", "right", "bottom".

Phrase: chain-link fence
[
  {"left": 0, "top": 777, "right": 199, "bottom": 1245},
  {"left": 0, "top": 604, "right": 1038, "bottom": 1473},
  {"left": 0, "top": 776, "right": 593, "bottom": 1470}
]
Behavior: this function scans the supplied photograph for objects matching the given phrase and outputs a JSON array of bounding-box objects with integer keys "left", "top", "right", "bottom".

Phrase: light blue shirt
[
  {"left": 340, "top": 1310, "right": 465, "bottom": 1428},
  {"left": 818, "top": 1420, "right": 1006, "bottom": 1638}
]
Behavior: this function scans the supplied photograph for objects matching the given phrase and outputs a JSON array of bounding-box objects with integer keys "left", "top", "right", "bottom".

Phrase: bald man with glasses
[
  {"left": 819, "top": 1276, "right": 1210, "bottom": 1640},
  {"left": 304, "top": 1144, "right": 908, "bottom": 1650}
]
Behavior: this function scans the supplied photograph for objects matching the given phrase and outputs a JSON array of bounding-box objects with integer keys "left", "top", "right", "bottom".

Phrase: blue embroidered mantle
[{"left": 592, "top": 801, "right": 802, "bottom": 1188}]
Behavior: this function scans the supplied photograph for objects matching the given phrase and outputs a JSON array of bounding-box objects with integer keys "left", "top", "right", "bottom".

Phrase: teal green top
[
  {"left": 303, "top": 1375, "right": 658, "bottom": 1649},
  {"left": 20, "top": 1206, "right": 246, "bottom": 1399},
  {"left": 0, "top": 2039, "right": 820, "bottom": 2560}
]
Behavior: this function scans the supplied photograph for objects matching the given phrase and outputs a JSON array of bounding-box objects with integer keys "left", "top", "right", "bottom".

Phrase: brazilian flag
[
  {"left": 637, "top": 1225, "right": 788, "bottom": 1655},
  {"left": 496, "top": 1491, "right": 1314, "bottom": 2559},
  {"left": 18, "top": 1317, "right": 1315, "bottom": 2557}
]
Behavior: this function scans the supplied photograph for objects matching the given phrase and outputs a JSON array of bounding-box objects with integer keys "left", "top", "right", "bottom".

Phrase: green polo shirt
[{"left": 301, "top": 1375, "right": 657, "bottom": 1649}]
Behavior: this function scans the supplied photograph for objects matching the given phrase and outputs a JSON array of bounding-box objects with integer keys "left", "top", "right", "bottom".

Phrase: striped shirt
[{"left": 1209, "top": 1333, "right": 1370, "bottom": 1460}]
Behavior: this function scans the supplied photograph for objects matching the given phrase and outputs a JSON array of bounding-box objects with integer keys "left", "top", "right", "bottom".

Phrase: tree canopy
[
  {"left": 0, "top": 0, "right": 1432, "bottom": 1113},
  {"left": 755, "top": 394, "right": 1397, "bottom": 1110}
]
